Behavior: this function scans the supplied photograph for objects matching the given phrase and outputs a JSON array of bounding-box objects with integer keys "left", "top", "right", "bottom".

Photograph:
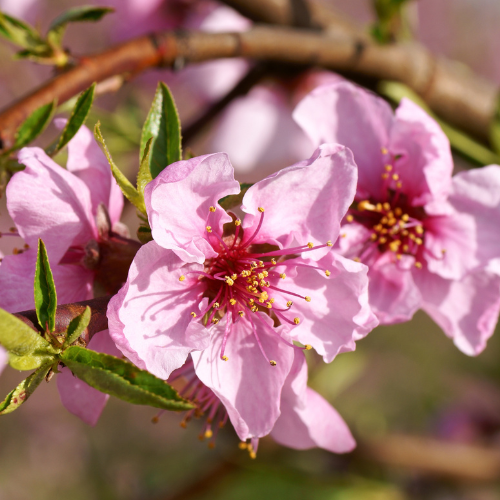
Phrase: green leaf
[
  {"left": 0, "top": 363, "right": 52, "bottom": 415},
  {"left": 137, "top": 137, "right": 153, "bottom": 195},
  {"left": 140, "top": 82, "right": 182, "bottom": 178},
  {"left": 94, "top": 122, "right": 147, "bottom": 213},
  {"left": 219, "top": 183, "right": 253, "bottom": 211},
  {"left": 0, "top": 309, "right": 59, "bottom": 370},
  {"left": 61, "top": 347, "right": 193, "bottom": 411},
  {"left": 12, "top": 100, "right": 56, "bottom": 150},
  {"left": 137, "top": 224, "right": 153, "bottom": 244},
  {"left": 49, "top": 83, "right": 95, "bottom": 156},
  {"left": 0, "top": 12, "right": 43, "bottom": 49},
  {"left": 63, "top": 307, "right": 91, "bottom": 348},
  {"left": 47, "top": 6, "right": 114, "bottom": 47},
  {"left": 34, "top": 239, "right": 57, "bottom": 332}
]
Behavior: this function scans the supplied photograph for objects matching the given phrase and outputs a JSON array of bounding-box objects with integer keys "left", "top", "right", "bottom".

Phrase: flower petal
[
  {"left": 241, "top": 144, "right": 357, "bottom": 258},
  {"left": 192, "top": 314, "right": 294, "bottom": 440},
  {"left": 107, "top": 241, "right": 209, "bottom": 379},
  {"left": 11, "top": 147, "right": 95, "bottom": 262},
  {"left": 293, "top": 81, "right": 393, "bottom": 199},
  {"left": 144, "top": 153, "right": 240, "bottom": 264},
  {"left": 0, "top": 345, "right": 7, "bottom": 377},
  {"left": 271, "top": 351, "right": 355, "bottom": 452},
  {"left": 57, "top": 330, "right": 120, "bottom": 426},
  {"left": 414, "top": 268, "right": 500, "bottom": 356},
  {"left": 282, "top": 252, "right": 377, "bottom": 362}
]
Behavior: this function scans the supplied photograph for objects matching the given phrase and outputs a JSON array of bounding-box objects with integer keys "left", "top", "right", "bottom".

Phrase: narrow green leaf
[
  {"left": 63, "top": 307, "right": 91, "bottom": 348},
  {"left": 137, "top": 137, "right": 153, "bottom": 195},
  {"left": 0, "top": 12, "right": 43, "bottom": 48},
  {"left": 137, "top": 224, "right": 153, "bottom": 244},
  {"left": 34, "top": 239, "right": 57, "bottom": 332},
  {"left": 13, "top": 100, "right": 56, "bottom": 150},
  {"left": 0, "top": 308, "right": 58, "bottom": 370},
  {"left": 94, "top": 122, "right": 146, "bottom": 213},
  {"left": 48, "top": 6, "right": 114, "bottom": 33},
  {"left": 61, "top": 347, "right": 194, "bottom": 411},
  {"left": 50, "top": 83, "right": 95, "bottom": 156},
  {"left": 0, "top": 363, "right": 51, "bottom": 415},
  {"left": 140, "top": 82, "right": 182, "bottom": 178},
  {"left": 219, "top": 183, "right": 253, "bottom": 211}
]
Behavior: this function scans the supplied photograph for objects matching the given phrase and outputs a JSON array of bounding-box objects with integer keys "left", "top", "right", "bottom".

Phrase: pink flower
[
  {"left": 108, "top": 147, "right": 377, "bottom": 440},
  {"left": 293, "top": 81, "right": 500, "bottom": 355},
  {"left": 0, "top": 345, "right": 7, "bottom": 377},
  {"left": 0, "top": 122, "right": 125, "bottom": 313},
  {"left": 169, "top": 351, "right": 355, "bottom": 454}
]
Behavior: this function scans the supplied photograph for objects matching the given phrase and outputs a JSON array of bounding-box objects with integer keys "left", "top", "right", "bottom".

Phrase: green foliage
[
  {"left": 0, "top": 363, "right": 52, "bottom": 415},
  {"left": 61, "top": 347, "right": 194, "bottom": 411},
  {"left": 371, "top": 0, "right": 413, "bottom": 44},
  {"left": 63, "top": 307, "right": 91, "bottom": 348},
  {"left": 137, "top": 137, "right": 153, "bottom": 196},
  {"left": 94, "top": 122, "right": 147, "bottom": 214},
  {"left": 0, "top": 308, "right": 59, "bottom": 370},
  {"left": 11, "top": 100, "right": 56, "bottom": 151},
  {"left": 140, "top": 82, "right": 182, "bottom": 178},
  {"left": 137, "top": 225, "right": 153, "bottom": 244},
  {"left": 48, "top": 83, "right": 96, "bottom": 156},
  {"left": 0, "top": 12, "right": 43, "bottom": 49},
  {"left": 219, "top": 183, "right": 253, "bottom": 210},
  {"left": 34, "top": 239, "right": 57, "bottom": 332}
]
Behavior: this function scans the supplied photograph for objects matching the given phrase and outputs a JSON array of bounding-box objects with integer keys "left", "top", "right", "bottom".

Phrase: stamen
[
  {"left": 209, "top": 206, "right": 216, "bottom": 212},
  {"left": 179, "top": 275, "right": 186, "bottom": 282}
]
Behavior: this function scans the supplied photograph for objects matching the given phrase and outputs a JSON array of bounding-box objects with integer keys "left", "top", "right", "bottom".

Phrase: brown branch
[
  {"left": 14, "top": 296, "right": 111, "bottom": 344},
  {"left": 0, "top": 25, "right": 497, "bottom": 150}
]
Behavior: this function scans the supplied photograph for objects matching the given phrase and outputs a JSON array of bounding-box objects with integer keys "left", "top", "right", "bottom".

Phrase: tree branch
[{"left": 0, "top": 25, "right": 497, "bottom": 150}]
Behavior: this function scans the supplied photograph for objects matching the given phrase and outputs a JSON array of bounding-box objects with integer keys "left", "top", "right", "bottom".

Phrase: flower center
[{"left": 180, "top": 206, "right": 333, "bottom": 366}]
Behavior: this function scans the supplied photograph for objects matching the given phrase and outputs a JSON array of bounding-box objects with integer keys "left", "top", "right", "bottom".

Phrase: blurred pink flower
[
  {"left": 294, "top": 81, "right": 500, "bottom": 355},
  {"left": 108, "top": 148, "right": 377, "bottom": 440},
  {"left": 170, "top": 351, "right": 355, "bottom": 454},
  {"left": 0, "top": 122, "right": 124, "bottom": 313},
  {"left": 0, "top": 345, "right": 7, "bottom": 377}
]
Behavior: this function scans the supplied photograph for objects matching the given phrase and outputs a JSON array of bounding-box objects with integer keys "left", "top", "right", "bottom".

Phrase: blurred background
[{"left": 2, "top": 0, "right": 500, "bottom": 499}]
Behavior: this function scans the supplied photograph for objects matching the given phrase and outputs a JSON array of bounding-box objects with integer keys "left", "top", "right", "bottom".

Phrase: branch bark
[{"left": 0, "top": 24, "right": 497, "bottom": 150}]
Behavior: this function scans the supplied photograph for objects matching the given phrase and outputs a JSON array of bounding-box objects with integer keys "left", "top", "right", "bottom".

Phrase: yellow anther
[
  {"left": 225, "top": 276, "right": 234, "bottom": 286},
  {"left": 346, "top": 214, "right": 354, "bottom": 222},
  {"left": 381, "top": 147, "right": 388, "bottom": 154},
  {"left": 238, "top": 311, "right": 244, "bottom": 317},
  {"left": 231, "top": 274, "right": 238, "bottom": 280},
  {"left": 341, "top": 233, "right": 347, "bottom": 238},
  {"left": 415, "top": 237, "right": 423, "bottom": 245},
  {"left": 378, "top": 237, "right": 387, "bottom": 245},
  {"left": 392, "top": 174, "right": 399, "bottom": 181},
  {"left": 374, "top": 224, "right": 383, "bottom": 232},
  {"left": 389, "top": 241, "right": 401, "bottom": 252},
  {"left": 376, "top": 203, "right": 383, "bottom": 212},
  {"left": 206, "top": 226, "right": 212, "bottom": 233},
  {"left": 214, "top": 302, "right": 220, "bottom": 309},
  {"left": 415, "top": 262, "right": 422, "bottom": 269},
  {"left": 442, "top": 248, "right": 447, "bottom": 255},
  {"left": 190, "top": 312, "right": 197, "bottom": 318},
  {"left": 258, "top": 207, "right": 265, "bottom": 213},
  {"left": 249, "top": 299, "right": 255, "bottom": 304},
  {"left": 394, "top": 207, "right": 402, "bottom": 216},
  {"left": 327, "top": 240, "right": 333, "bottom": 246},
  {"left": 269, "top": 298, "right": 275, "bottom": 304},
  {"left": 251, "top": 261, "right": 258, "bottom": 268},
  {"left": 235, "top": 219, "right": 241, "bottom": 226},
  {"left": 415, "top": 226, "right": 424, "bottom": 235},
  {"left": 396, "top": 254, "right": 402, "bottom": 260},
  {"left": 205, "top": 429, "right": 213, "bottom": 439},
  {"left": 179, "top": 275, "right": 186, "bottom": 282},
  {"left": 358, "top": 200, "right": 376, "bottom": 211},
  {"left": 380, "top": 228, "right": 388, "bottom": 235},
  {"left": 325, "top": 270, "right": 331, "bottom": 277},
  {"left": 209, "top": 206, "right": 216, "bottom": 212},
  {"left": 353, "top": 257, "right": 361, "bottom": 262},
  {"left": 270, "top": 360, "right": 277, "bottom": 366},
  {"left": 293, "top": 317, "right": 300, "bottom": 325},
  {"left": 305, "top": 296, "right": 311, "bottom": 302},
  {"left": 402, "top": 244, "right": 409, "bottom": 252},
  {"left": 259, "top": 280, "right": 267, "bottom": 287},
  {"left": 370, "top": 233, "right": 378, "bottom": 241},
  {"left": 249, "top": 450, "right": 257, "bottom": 459},
  {"left": 401, "top": 230, "right": 409, "bottom": 237},
  {"left": 229, "top": 299, "right": 236, "bottom": 305},
  {"left": 241, "top": 270, "right": 250, "bottom": 277},
  {"left": 287, "top": 301, "right": 293, "bottom": 307},
  {"left": 305, "top": 344, "right": 312, "bottom": 350},
  {"left": 384, "top": 165, "right": 392, "bottom": 172},
  {"left": 382, "top": 202, "right": 391, "bottom": 211},
  {"left": 258, "top": 261, "right": 264, "bottom": 266},
  {"left": 251, "top": 306, "right": 258, "bottom": 312},
  {"left": 381, "top": 173, "right": 389, "bottom": 180},
  {"left": 409, "top": 233, "right": 416, "bottom": 241},
  {"left": 266, "top": 302, "right": 273, "bottom": 309},
  {"left": 222, "top": 355, "right": 228, "bottom": 361},
  {"left": 307, "top": 242, "right": 314, "bottom": 249},
  {"left": 387, "top": 218, "right": 397, "bottom": 227},
  {"left": 252, "top": 281, "right": 259, "bottom": 287},
  {"left": 258, "top": 273, "right": 264, "bottom": 280},
  {"left": 381, "top": 216, "right": 388, "bottom": 225},
  {"left": 401, "top": 214, "right": 409, "bottom": 222},
  {"left": 280, "top": 273, "right": 286, "bottom": 279},
  {"left": 239, "top": 442, "right": 248, "bottom": 450},
  {"left": 212, "top": 318, "right": 219, "bottom": 324},
  {"left": 396, "top": 182, "right": 402, "bottom": 189},
  {"left": 263, "top": 271, "right": 269, "bottom": 277},
  {"left": 271, "top": 258, "right": 277, "bottom": 265}
]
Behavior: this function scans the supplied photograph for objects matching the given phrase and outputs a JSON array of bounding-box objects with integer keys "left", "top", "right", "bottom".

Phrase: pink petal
[
  {"left": 144, "top": 153, "right": 240, "bottom": 264},
  {"left": 62, "top": 122, "right": 124, "bottom": 226},
  {"left": 57, "top": 330, "right": 120, "bottom": 426},
  {"left": 107, "top": 241, "right": 210, "bottom": 379},
  {"left": 283, "top": 252, "right": 377, "bottom": 362},
  {"left": 11, "top": 147, "right": 96, "bottom": 262},
  {"left": 293, "top": 81, "right": 393, "bottom": 199},
  {"left": 414, "top": 268, "right": 500, "bottom": 356},
  {"left": 192, "top": 314, "right": 295, "bottom": 440},
  {"left": 241, "top": 144, "right": 357, "bottom": 259},
  {"left": 389, "top": 98, "right": 453, "bottom": 207},
  {"left": 271, "top": 351, "right": 355, "bottom": 452},
  {"left": 0, "top": 345, "right": 7, "bottom": 377},
  {"left": 368, "top": 254, "right": 422, "bottom": 324}
]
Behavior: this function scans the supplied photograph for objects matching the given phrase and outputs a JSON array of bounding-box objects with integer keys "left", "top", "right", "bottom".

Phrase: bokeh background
[{"left": 2, "top": 1, "right": 500, "bottom": 499}]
